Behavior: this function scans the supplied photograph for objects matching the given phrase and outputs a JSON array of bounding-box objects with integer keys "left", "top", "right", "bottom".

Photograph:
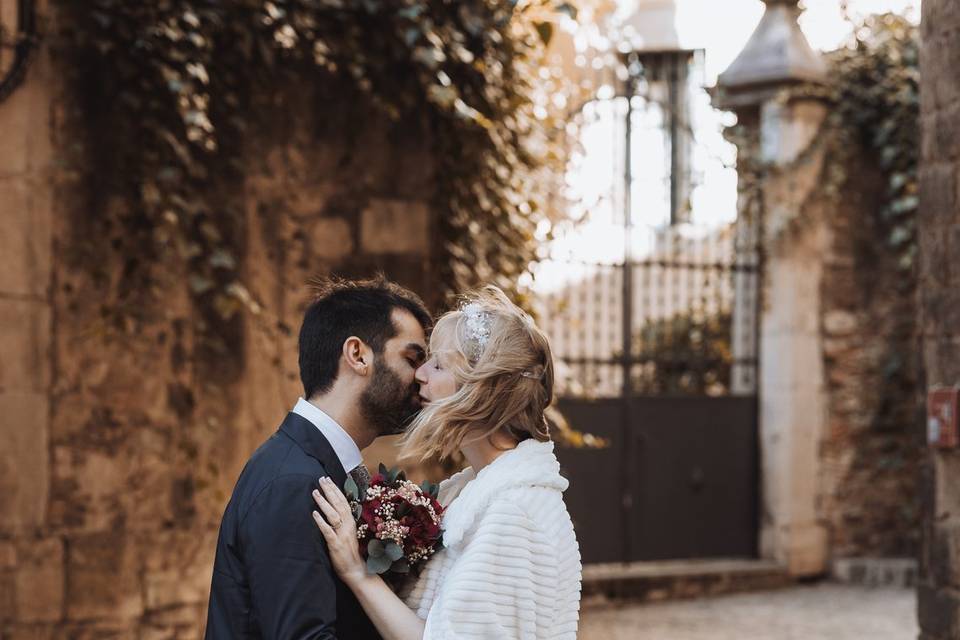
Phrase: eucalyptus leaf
[
  {"left": 366, "top": 553, "right": 393, "bottom": 575},
  {"left": 344, "top": 475, "right": 360, "bottom": 502},
  {"left": 387, "top": 467, "right": 400, "bottom": 484},
  {"left": 384, "top": 541, "right": 404, "bottom": 562},
  {"left": 367, "top": 538, "right": 385, "bottom": 558},
  {"left": 391, "top": 559, "right": 411, "bottom": 574}
]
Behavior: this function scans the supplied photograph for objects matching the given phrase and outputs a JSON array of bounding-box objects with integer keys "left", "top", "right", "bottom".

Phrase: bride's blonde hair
[{"left": 398, "top": 286, "right": 554, "bottom": 463}]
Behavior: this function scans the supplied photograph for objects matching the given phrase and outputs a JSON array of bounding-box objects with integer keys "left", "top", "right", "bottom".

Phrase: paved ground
[{"left": 579, "top": 584, "right": 917, "bottom": 639}]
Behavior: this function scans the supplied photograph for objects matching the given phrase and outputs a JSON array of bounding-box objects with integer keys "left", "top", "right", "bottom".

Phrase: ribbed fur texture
[{"left": 402, "top": 440, "right": 582, "bottom": 639}]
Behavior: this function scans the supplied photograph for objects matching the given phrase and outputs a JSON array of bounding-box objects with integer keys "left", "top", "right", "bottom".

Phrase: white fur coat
[{"left": 402, "top": 439, "right": 582, "bottom": 639}]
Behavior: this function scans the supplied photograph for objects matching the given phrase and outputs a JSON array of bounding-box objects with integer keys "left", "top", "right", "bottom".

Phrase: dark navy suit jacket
[{"left": 205, "top": 412, "right": 381, "bottom": 639}]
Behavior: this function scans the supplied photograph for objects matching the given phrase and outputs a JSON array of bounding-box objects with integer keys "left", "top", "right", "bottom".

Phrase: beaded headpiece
[{"left": 460, "top": 302, "right": 491, "bottom": 364}]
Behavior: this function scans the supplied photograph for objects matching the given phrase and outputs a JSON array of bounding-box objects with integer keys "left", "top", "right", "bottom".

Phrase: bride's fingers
[
  {"left": 319, "top": 477, "right": 353, "bottom": 518},
  {"left": 312, "top": 489, "right": 342, "bottom": 528},
  {"left": 312, "top": 510, "right": 334, "bottom": 540}
]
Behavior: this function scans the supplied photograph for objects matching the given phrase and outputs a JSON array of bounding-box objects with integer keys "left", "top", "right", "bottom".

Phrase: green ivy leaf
[
  {"left": 534, "top": 22, "right": 553, "bottom": 47},
  {"left": 555, "top": 2, "right": 578, "bottom": 20}
]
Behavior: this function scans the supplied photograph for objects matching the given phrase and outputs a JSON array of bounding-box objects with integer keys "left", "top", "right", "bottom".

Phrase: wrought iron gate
[{"left": 536, "top": 50, "right": 761, "bottom": 563}]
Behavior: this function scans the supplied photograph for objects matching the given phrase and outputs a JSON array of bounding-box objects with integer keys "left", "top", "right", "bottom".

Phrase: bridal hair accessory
[
  {"left": 520, "top": 369, "right": 543, "bottom": 380},
  {"left": 461, "top": 301, "right": 491, "bottom": 363}
]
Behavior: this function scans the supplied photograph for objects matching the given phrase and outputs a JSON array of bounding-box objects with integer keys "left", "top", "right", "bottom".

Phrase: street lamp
[{"left": 620, "top": 0, "right": 700, "bottom": 227}]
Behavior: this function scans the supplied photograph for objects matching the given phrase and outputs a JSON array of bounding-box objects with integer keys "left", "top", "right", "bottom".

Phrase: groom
[{"left": 205, "top": 277, "right": 431, "bottom": 639}]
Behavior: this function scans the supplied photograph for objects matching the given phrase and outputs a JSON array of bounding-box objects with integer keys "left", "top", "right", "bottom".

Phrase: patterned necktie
[{"left": 349, "top": 463, "right": 371, "bottom": 495}]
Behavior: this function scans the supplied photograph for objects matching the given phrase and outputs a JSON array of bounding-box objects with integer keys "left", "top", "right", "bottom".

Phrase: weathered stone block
[
  {"left": 935, "top": 453, "right": 960, "bottom": 521},
  {"left": 66, "top": 532, "right": 142, "bottom": 621},
  {"left": 360, "top": 199, "right": 430, "bottom": 255},
  {"left": 919, "top": 582, "right": 960, "bottom": 639},
  {"left": 920, "top": 163, "right": 958, "bottom": 223},
  {"left": 0, "top": 570, "right": 14, "bottom": 622},
  {"left": 0, "top": 178, "right": 53, "bottom": 297},
  {"left": 0, "top": 392, "right": 49, "bottom": 534},
  {"left": 14, "top": 538, "right": 63, "bottom": 623},
  {"left": 822, "top": 310, "right": 857, "bottom": 336},
  {"left": 0, "top": 95, "right": 30, "bottom": 178},
  {"left": 0, "top": 541, "right": 16, "bottom": 569},
  {"left": 929, "top": 522, "right": 960, "bottom": 588},
  {"left": 1, "top": 624, "right": 57, "bottom": 639},
  {"left": 308, "top": 217, "right": 354, "bottom": 262},
  {"left": 0, "top": 299, "right": 50, "bottom": 393}
]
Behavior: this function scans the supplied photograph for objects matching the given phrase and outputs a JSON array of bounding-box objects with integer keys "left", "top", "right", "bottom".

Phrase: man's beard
[{"left": 359, "top": 361, "right": 421, "bottom": 437}]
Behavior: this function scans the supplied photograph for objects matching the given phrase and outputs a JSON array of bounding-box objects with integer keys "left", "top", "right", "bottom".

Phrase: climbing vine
[
  {"left": 823, "top": 12, "right": 919, "bottom": 272},
  {"left": 58, "top": 0, "right": 577, "bottom": 338},
  {"left": 758, "top": 13, "right": 919, "bottom": 273}
]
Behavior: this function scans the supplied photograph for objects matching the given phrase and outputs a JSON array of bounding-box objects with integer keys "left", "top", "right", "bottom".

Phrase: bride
[{"left": 311, "top": 286, "right": 582, "bottom": 640}]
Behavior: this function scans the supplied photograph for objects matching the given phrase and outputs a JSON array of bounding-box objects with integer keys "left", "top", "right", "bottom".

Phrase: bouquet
[{"left": 343, "top": 464, "right": 445, "bottom": 583}]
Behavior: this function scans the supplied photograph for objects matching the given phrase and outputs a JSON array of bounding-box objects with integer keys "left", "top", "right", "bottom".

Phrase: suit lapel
[{"left": 278, "top": 412, "right": 349, "bottom": 489}]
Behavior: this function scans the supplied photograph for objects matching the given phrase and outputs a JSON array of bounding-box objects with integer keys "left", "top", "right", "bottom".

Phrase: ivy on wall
[
  {"left": 761, "top": 12, "right": 918, "bottom": 273},
  {"left": 824, "top": 13, "right": 919, "bottom": 272},
  {"left": 60, "top": 0, "right": 575, "bottom": 330}
]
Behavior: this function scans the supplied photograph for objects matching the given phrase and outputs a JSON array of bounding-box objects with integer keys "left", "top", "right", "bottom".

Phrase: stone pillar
[
  {"left": 918, "top": 0, "right": 960, "bottom": 636},
  {"left": 715, "top": 0, "right": 831, "bottom": 576},
  {"left": 0, "top": 0, "right": 60, "bottom": 625},
  {"left": 754, "top": 97, "right": 831, "bottom": 576}
]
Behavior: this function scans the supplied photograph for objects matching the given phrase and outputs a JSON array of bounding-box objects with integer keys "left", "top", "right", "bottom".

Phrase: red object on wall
[{"left": 928, "top": 387, "right": 960, "bottom": 449}]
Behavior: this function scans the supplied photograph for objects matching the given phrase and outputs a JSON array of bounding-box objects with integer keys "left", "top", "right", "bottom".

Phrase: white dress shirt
[{"left": 292, "top": 397, "right": 363, "bottom": 474}]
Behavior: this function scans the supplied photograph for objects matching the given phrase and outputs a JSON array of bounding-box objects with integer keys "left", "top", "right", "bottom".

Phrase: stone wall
[
  {"left": 0, "top": 0, "right": 58, "bottom": 630},
  {"left": 743, "top": 93, "right": 921, "bottom": 575},
  {"left": 816, "top": 158, "right": 923, "bottom": 560},
  {"left": 0, "top": 3, "right": 440, "bottom": 636},
  {"left": 917, "top": 0, "right": 960, "bottom": 637}
]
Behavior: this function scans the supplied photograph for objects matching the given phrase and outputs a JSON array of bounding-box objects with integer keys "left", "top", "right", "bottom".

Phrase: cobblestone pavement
[{"left": 578, "top": 584, "right": 917, "bottom": 639}]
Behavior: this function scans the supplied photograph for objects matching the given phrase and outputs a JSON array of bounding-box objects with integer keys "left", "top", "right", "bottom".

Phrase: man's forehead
[{"left": 389, "top": 308, "right": 428, "bottom": 347}]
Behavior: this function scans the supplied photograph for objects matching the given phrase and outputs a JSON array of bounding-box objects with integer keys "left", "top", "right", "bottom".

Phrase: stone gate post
[{"left": 714, "top": 0, "right": 832, "bottom": 577}]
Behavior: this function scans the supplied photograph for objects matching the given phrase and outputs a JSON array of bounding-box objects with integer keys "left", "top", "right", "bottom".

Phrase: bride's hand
[{"left": 312, "top": 476, "right": 366, "bottom": 587}]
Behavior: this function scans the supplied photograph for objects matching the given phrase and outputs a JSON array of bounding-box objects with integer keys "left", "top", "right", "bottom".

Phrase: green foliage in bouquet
[{"left": 348, "top": 463, "right": 444, "bottom": 580}]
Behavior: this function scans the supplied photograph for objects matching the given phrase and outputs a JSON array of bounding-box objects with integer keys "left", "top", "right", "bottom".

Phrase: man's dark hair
[{"left": 298, "top": 276, "right": 432, "bottom": 398}]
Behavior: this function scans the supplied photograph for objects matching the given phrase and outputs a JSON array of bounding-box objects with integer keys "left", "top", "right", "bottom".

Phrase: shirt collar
[{"left": 291, "top": 398, "right": 363, "bottom": 474}]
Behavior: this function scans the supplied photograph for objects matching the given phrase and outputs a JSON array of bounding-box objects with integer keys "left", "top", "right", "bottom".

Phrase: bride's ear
[{"left": 342, "top": 336, "right": 372, "bottom": 376}]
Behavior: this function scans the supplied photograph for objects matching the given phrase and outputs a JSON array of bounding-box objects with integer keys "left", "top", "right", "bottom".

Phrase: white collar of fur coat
[{"left": 436, "top": 438, "right": 568, "bottom": 549}]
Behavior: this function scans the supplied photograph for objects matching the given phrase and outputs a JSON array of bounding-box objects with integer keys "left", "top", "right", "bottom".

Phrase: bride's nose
[{"left": 414, "top": 362, "right": 430, "bottom": 385}]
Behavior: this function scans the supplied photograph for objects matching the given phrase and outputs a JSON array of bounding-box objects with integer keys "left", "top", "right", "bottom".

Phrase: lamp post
[
  {"left": 621, "top": 0, "right": 699, "bottom": 227},
  {"left": 715, "top": 0, "right": 832, "bottom": 574},
  {"left": 0, "top": 0, "right": 37, "bottom": 103},
  {"left": 716, "top": 0, "right": 827, "bottom": 110}
]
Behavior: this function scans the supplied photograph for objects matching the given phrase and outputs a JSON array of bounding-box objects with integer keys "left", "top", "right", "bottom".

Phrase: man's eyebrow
[{"left": 405, "top": 344, "right": 427, "bottom": 360}]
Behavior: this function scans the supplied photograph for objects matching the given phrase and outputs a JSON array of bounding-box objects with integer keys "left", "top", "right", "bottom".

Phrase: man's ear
[{"left": 342, "top": 336, "right": 373, "bottom": 377}]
